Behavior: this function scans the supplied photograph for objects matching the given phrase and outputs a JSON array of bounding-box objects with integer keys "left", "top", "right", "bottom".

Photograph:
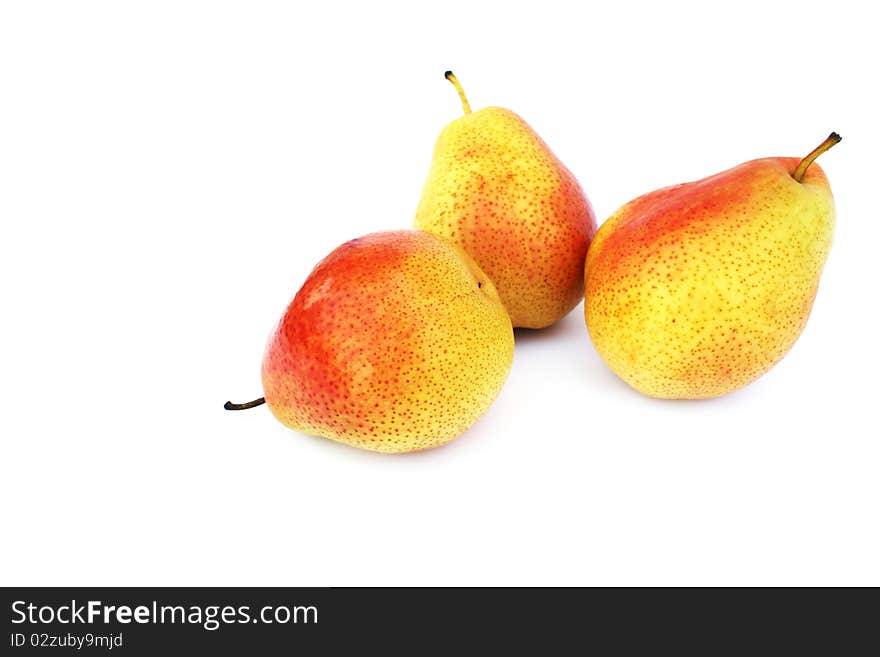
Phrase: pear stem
[
  {"left": 444, "top": 70, "right": 472, "bottom": 115},
  {"left": 793, "top": 132, "right": 841, "bottom": 182},
  {"left": 224, "top": 397, "right": 265, "bottom": 411}
]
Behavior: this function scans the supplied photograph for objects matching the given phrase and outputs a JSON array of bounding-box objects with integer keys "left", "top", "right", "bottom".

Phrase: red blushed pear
[
  {"left": 415, "top": 71, "right": 597, "bottom": 329},
  {"left": 584, "top": 133, "right": 841, "bottom": 399},
  {"left": 226, "top": 230, "right": 514, "bottom": 453}
]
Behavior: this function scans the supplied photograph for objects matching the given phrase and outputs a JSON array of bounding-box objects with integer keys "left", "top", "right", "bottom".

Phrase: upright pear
[
  {"left": 584, "top": 133, "right": 841, "bottom": 399},
  {"left": 226, "top": 230, "right": 514, "bottom": 453},
  {"left": 415, "top": 72, "right": 596, "bottom": 329}
]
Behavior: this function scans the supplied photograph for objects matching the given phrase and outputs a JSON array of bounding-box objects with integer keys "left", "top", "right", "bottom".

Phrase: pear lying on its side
[
  {"left": 227, "top": 230, "right": 514, "bottom": 453},
  {"left": 584, "top": 133, "right": 841, "bottom": 399},
  {"left": 415, "top": 72, "right": 596, "bottom": 329}
]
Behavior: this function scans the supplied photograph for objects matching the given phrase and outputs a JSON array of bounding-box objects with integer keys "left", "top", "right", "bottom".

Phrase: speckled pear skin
[
  {"left": 584, "top": 157, "right": 835, "bottom": 399},
  {"left": 415, "top": 107, "right": 596, "bottom": 329},
  {"left": 261, "top": 230, "right": 514, "bottom": 453}
]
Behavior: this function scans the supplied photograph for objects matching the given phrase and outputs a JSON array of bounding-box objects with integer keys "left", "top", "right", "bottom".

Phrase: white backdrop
[{"left": 1, "top": 0, "right": 877, "bottom": 586}]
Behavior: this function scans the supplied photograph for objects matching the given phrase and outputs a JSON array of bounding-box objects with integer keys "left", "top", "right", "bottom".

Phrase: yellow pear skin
[
  {"left": 415, "top": 72, "right": 596, "bottom": 329},
  {"left": 584, "top": 133, "right": 841, "bottom": 399}
]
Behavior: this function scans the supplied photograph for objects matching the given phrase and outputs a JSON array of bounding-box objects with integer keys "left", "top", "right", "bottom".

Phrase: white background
[{"left": 2, "top": 0, "right": 878, "bottom": 586}]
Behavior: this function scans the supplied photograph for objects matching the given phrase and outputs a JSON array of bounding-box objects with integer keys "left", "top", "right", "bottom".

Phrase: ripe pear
[
  {"left": 226, "top": 230, "right": 514, "bottom": 453},
  {"left": 415, "top": 71, "right": 597, "bottom": 329},
  {"left": 584, "top": 133, "right": 841, "bottom": 399}
]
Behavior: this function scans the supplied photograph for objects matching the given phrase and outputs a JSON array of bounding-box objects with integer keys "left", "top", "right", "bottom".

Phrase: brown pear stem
[
  {"left": 444, "top": 70, "right": 472, "bottom": 115},
  {"left": 224, "top": 397, "right": 266, "bottom": 411},
  {"left": 793, "top": 132, "right": 841, "bottom": 182}
]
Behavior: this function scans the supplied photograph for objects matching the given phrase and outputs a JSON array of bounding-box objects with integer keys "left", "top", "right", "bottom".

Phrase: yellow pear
[
  {"left": 584, "top": 133, "right": 840, "bottom": 399},
  {"left": 415, "top": 72, "right": 596, "bottom": 329},
  {"left": 226, "top": 230, "right": 514, "bottom": 453}
]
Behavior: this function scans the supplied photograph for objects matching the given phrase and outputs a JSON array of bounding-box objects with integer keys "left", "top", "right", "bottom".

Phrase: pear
[
  {"left": 226, "top": 230, "right": 514, "bottom": 453},
  {"left": 415, "top": 71, "right": 596, "bottom": 329},
  {"left": 584, "top": 133, "right": 841, "bottom": 399}
]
